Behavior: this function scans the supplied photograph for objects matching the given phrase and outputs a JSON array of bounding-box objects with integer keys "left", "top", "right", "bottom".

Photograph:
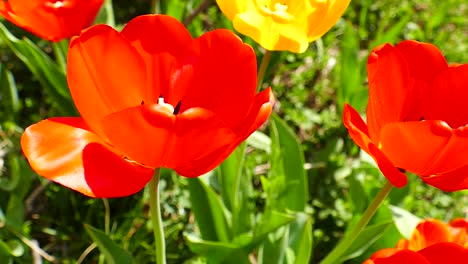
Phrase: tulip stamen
[
  {"left": 174, "top": 101, "right": 182, "bottom": 115},
  {"left": 255, "top": 1, "right": 293, "bottom": 23}
]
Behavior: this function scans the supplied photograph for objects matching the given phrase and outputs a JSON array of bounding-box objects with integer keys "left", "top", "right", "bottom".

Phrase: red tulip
[
  {"left": 343, "top": 40, "right": 468, "bottom": 190},
  {"left": 21, "top": 15, "right": 274, "bottom": 198},
  {"left": 0, "top": 0, "right": 103, "bottom": 41},
  {"left": 365, "top": 243, "right": 468, "bottom": 264},
  {"left": 365, "top": 219, "right": 468, "bottom": 263}
]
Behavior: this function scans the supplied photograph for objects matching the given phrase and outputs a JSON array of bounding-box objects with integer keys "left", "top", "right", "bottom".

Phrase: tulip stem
[
  {"left": 257, "top": 50, "right": 273, "bottom": 92},
  {"left": 149, "top": 169, "right": 166, "bottom": 264},
  {"left": 52, "top": 41, "right": 67, "bottom": 74},
  {"left": 103, "top": 0, "right": 115, "bottom": 27},
  {"left": 320, "top": 180, "right": 393, "bottom": 264},
  {"left": 102, "top": 198, "right": 110, "bottom": 234}
]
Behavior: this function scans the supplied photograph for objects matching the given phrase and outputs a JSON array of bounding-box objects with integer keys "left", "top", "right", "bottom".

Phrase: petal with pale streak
[{"left": 20, "top": 118, "right": 153, "bottom": 198}]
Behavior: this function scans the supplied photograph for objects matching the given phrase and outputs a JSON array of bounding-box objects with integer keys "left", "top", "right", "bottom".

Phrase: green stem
[
  {"left": 149, "top": 169, "right": 166, "bottom": 264},
  {"left": 320, "top": 180, "right": 393, "bottom": 264},
  {"left": 151, "top": 0, "right": 164, "bottom": 14},
  {"left": 103, "top": 0, "right": 115, "bottom": 27},
  {"left": 102, "top": 198, "right": 110, "bottom": 234},
  {"left": 52, "top": 41, "right": 67, "bottom": 73},
  {"left": 256, "top": 50, "right": 273, "bottom": 92}
]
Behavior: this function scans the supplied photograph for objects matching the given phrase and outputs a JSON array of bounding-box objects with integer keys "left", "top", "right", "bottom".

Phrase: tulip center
[
  {"left": 158, "top": 97, "right": 175, "bottom": 114},
  {"left": 255, "top": 1, "right": 294, "bottom": 23},
  {"left": 142, "top": 96, "right": 181, "bottom": 115},
  {"left": 46, "top": 0, "right": 66, "bottom": 9}
]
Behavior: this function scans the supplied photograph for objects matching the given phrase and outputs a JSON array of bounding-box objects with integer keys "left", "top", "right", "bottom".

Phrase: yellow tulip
[{"left": 216, "top": 0, "right": 351, "bottom": 53}]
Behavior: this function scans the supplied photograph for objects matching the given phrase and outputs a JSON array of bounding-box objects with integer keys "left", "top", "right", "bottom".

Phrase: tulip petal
[
  {"left": 380, "top": 120, "right": 468, "bottom": 176},
  {"left": 343, "top": 104, "right": 407, "bottom": 187},
  {"left": 21, "top": 118, "right": 153, "bottom": 198},
  {"left": 178, "top": 87, "right": 275, "bottom": 176},
  {"left": 366, "top": 43, "right": 414, "bottom": 143},
  {"left": 418, "top": 242, "right": 468, "bottom": 264},
  {"left": 404, "top": 219, "right": 452, "bottom": 251},
  {"left": 420, "top": 165, "right": 468, "bottom": 192},
  {"left": 395, "top": 40, "right": 448, "bottom": 81},
  {"left": 67, "top": 24, "right": 147, "bottom": 139},
  {"left": 448, "top": 218, "right": 468, "bottom": 246},
  {"left": 373, "top": 250, "right": 430, "bottom": 264},
  {"left": 101, "top": 105, "right": 237, "bottom": 175},
  {"left": 306, "top": 0, "right": 351, "bottom": 42},
  {"left": 120, "top": 15, "right": 195, "bottom": 104},
  {"left": 0, "top": 0, "right": 103, "bottom": 41},
  {"left": 215, "top": 0, "right": 249, "bottom": 20},
  {"left": 233, "top": 10, "right": 308, "bottom": 53},
  {"left": 183, "top": 29, "right": 258, "bottom": 128},
  {"left": 422, "top": 65, "right": 468, "bottom": 129}
]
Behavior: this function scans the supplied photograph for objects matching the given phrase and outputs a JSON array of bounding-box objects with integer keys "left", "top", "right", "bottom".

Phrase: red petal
[
  {"left": 0, "top": 0, "right": 103, "bottom": 41},
  {"left": 366, "top": 43, "right": 414, "bottom": 143},
  {"left": 21, "top": 118, "right": 153, "bottom": 198},
  {"left": 67, "top": 24, "right": 147, "bottom": 139},
  {"left": 448, "top": 218, "right": 468, "bottom": 246},
  {"left": 421, "top": 165, "right": 468, "bottom": 192},
  {"left": 418, "top": 242, "right": 468, "bottom": 264},
  {"left": 364, "top": 248, "right": 403, "bottom": 264},
  {"left": 175, "top": 88, "right": 274, "bottom": 176},
  {"left": 234, "top": 87, "right": 274, "bottom": 136},
  {"left": 120, "top": 14, "right": 194, "bottom": 104},
  {"left": 100, "top": 106, "right": 238, "bottom": 174},
  {"left": 183, "top": 29, "right": 257, "bottom": 129},
  {"left": 422, "top": 64, "right": 468, "bottom": 129},
  {"left": 405, "top": 219, "right": 452, "bottom": 251},
  {"left": 373, "top": 250, "right": 430, "bottom": 264},
  {"left": 395, "top": 40, "right": 448, "bottom": 82},
  {"left": 380, "top": 120, "right": 468, "bottom": 176},
  {"left": 343, "top": 104, "right": 407, "bottom": 187}
]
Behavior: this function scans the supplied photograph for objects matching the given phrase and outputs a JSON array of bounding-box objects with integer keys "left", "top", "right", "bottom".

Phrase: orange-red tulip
[
  {"left": 364, "top": 243, "right": 468, "bottom": 264},
  {"left": 21, "top": 15, "right": 274, "bottom": 198},
  {"left": 364, "top": 219, "right": 468, "bottom": 264},
  {"left": 343, "top": 40, "right": 468, "bottom": 190},
  {"left": 0, "top": 0, "right": 103, "bottom": 41}
]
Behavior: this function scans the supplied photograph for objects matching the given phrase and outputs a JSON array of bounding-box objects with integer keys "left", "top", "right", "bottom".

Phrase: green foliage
[{"left": 0, "top": 0, "right": 466, "bottom": 263}]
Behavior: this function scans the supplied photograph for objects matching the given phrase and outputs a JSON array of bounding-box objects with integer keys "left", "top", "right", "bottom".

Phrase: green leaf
[
  {"left": 185, "top": 234, "right": 250, "bottom": 264},
  {"left": 165, "top": 0, "right": 186, "bottom": 21},
  {"left": 0, "top": 23, "right": 76, "bottom": 115},
  {"left": 0, "top": 65, "right": 20, "bottom": 115},
  {"left": 269, "top": 113, "right": 308, "bottom": 212},
  {"left": 246, "top": 131, "right": 271, "bottom": 154},
  {"left": 389, "top": 205, "right": 421, "bottom": 239},
  {"left": 84, "top": 224, "right": 134, "bottom": 264},
  {"left": 341, "top": 221, "right": 393, "bottom": 261},
  {"left": 348, "top": 174, "right": 368, "bottom": 213},
  {"left": 218, "top": 143, "right": 254, "bottom": 237},
  {"left": 251, "top": 211, "right": 296, "bottom": 249},
  {"left": 338, "top": 22, "right": 366, "bottom": 112},
  {"left": 289, "top": 214, "right": 313, "bottom": 264},
  {"left": 257, "top": 212, "right": 312, "bottom": 264},
  {"left": 188, "top": 177, "right": 231, "bottom": 242}
]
